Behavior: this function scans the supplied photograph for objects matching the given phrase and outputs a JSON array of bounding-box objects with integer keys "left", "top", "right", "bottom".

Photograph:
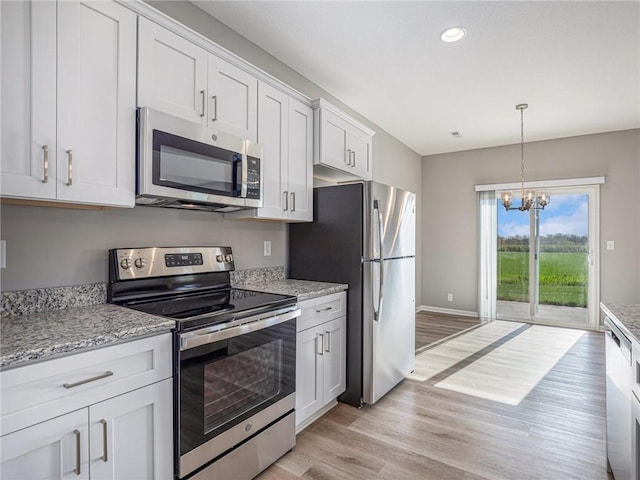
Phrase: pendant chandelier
[{"left": 500, "top": 103, "right": 550, "bottom": 211}]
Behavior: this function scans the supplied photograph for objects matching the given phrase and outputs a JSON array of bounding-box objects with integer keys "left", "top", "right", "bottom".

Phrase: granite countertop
[
  {"left": 234, "top": 279, "right": 348, "bottom": 301},
  {"left": 1, "top": 304, "right": 175, "bottom": 370},
  {"left": 601, "top": 302, "right": 640, "bottom": 344}
]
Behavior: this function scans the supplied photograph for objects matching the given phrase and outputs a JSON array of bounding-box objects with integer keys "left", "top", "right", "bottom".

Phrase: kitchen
[{"left": 1, "top": 1, "right": 639, "bottom": 479}]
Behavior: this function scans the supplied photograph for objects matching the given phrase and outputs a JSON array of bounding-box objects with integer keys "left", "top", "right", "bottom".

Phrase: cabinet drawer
[
  {"left": 1, "top": 333, "right": 172, "bottom": 436},
  {"left": 297, "top": 292, "right": 346, "bottom": 332}
]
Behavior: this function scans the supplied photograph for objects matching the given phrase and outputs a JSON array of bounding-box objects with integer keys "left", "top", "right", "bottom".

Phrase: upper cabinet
[
  {"left": 313, "top": 99, "right": 375, "bottom": 182},
  {"left": 0, "top": 0, "right": 136, "bottom": 207},
  {"left": 226, "top": 82, "right": 313, "bottom": 222},
  {"left": 138, "top": 18, "right": 258, "bottom": 141}
]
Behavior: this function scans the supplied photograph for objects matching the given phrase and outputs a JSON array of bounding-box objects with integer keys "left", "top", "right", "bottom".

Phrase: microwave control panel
[{"left": 246, "top": 156, "right": 261, "bottom": 199}]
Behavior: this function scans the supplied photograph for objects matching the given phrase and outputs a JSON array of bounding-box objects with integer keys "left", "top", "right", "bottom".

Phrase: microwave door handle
[{"left": 241, "top": 153, "right": 248, "bottom": 198}]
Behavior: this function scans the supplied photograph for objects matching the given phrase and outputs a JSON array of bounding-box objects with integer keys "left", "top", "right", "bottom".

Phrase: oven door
[
  {"left": 178, "top": 309, "right": 298, "bottom": 478},
  {"left": 137, "top": 107, "right": 262, "bottom": 208}
]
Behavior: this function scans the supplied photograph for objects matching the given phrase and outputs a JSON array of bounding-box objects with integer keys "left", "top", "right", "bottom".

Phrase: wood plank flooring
[
  {"left": 257, "top": 323, "right": 607, "bottom": 480},
  {"left": 416, "top": 311, "right": 484, "bottom": 351}
]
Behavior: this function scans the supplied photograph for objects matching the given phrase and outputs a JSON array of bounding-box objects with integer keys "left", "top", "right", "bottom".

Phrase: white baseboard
[{"left": 416, "top": 305, "right": 479, "bottom": 317}]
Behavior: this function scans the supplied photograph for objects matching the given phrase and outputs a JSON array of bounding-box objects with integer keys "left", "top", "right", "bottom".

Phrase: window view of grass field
[{"left": 497, "top": 194, "right": 589, "bottom": 309}]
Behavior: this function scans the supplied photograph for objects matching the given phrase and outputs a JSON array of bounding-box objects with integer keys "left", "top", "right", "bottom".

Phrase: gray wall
[
  {"left": 0, "top": 205, "right": 286, "bottom": 291},
  {"left": 421, "top": 129, "right": 640, "bottom": 312},
  {"left": 1, "top": 1, "right": 422, "bottom": 299}
]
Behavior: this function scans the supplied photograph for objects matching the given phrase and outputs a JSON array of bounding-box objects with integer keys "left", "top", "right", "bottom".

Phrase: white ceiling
[{"left": 192, "top": 1, "right": 640, "bottom": 156}]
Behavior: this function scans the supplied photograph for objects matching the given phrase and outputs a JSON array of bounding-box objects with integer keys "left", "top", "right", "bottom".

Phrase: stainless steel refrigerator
[{"left": 289, "top": 181, "right": 416, "bottom": 407}]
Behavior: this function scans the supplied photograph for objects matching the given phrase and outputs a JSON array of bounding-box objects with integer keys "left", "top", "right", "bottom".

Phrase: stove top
[
  {"left": 107, "top": 246, "right": 296, "bottom": 332},
  {"left": 120, "top": 288, "right": 296, "bottom": 331}
]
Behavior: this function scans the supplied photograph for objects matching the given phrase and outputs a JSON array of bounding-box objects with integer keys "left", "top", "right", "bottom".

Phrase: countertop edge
[{"left": 600, "top": 302, "right": 640, "bottom": 345}]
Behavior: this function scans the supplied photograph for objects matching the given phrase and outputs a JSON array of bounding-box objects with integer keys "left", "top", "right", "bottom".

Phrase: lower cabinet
[
  {"left": 0, "top": 333, "right": 174, "bottom": 479},
  {"left": 296, "top": 292, "right": 347, "bottom": 430}
]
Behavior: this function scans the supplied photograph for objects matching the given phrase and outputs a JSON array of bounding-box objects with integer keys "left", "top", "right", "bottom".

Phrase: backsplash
[
  {"left": 1, "top": 283, "right": 107, "bottom": 318},
  {"left": 1, "top": 267, "right": 286, "bottom": 317}
]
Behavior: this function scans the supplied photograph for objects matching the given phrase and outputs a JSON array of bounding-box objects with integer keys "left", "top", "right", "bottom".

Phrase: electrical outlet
[
  {"left": 447, "top": 293, "right": 453, "bottom": 302},
  {"left": 607, "top": 240, "right": 615, "bottom": 251},
  {"left": 263, "top": 240, "right": 271, "bottom": 257}
]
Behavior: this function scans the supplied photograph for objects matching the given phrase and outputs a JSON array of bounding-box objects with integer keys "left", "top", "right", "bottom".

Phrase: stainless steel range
[{"left": 108, "top": 246, "right": 299, "bottom": 479}]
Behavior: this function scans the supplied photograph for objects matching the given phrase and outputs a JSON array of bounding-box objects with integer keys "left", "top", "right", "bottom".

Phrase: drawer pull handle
[
  {"left": 316, "top": 307, "right": 333, "bottom": 313},
  {"left": 63, "top": 371, "right": 113, "bottom": 389},
  {"left": 100, "top": 419, "right": 108, "bottom": 462},
  {"left": 73, "top": 429, "right": 81, "bottom": 475}
]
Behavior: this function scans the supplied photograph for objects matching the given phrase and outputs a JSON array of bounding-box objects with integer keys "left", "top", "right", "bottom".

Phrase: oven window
[
  {"left": 179, "top": 318, "right": 295, "bottom": 457},
  {"left": 152, "top": 130, "right": 238, "bottom": 196},
  {"left": 203, "top": 338, "right": 282, "bottom": 434}
]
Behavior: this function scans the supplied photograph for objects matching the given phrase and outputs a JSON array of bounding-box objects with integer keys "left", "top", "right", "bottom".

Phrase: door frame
[{"left": 476, "top": 177, "right": 603, "bottom": 331}]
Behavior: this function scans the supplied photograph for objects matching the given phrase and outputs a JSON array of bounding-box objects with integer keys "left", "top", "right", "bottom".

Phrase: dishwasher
[{"left": 605, "top": 315, "right": 633, "bottom": 480}]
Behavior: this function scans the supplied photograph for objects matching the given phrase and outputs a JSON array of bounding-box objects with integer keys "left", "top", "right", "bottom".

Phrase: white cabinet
[
  {"left": 296, "top": 292, "right": 347, "bottom": 431},
  {"left": 138, "top": 18, "right": 258, "bottom": 141},
  {"left": 0, "top": 0, "right": 136, "bottom": 207},
  {"left": 226, "top": 82, "right": 313, "bottom": 222},
  {"left": 0, "top": 334, "right": 173, "bottom": 479},
  {"left": 313, "top": 98, "right": 374, "bottom": 182}
]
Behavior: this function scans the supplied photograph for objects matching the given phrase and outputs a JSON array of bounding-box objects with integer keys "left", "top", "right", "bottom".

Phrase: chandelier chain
[{"left": 520, "top": 105, "right": 525, "bottom": 196}]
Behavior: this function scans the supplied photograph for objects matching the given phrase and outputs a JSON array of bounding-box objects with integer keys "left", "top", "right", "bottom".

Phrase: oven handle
[{"left": 180, "top": 308, "right": 300, "bottom": 351}]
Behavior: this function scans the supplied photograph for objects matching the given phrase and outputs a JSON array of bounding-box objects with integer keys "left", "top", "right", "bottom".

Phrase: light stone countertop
[
  {"left": 234, "top": 279, "right": 348, "bottom": 301},
  {"left": 601, "top": 302, "right": 640, "bottom": 344},
  {"left": 1, "top": 304, "right": 175, "bottom": 370}
]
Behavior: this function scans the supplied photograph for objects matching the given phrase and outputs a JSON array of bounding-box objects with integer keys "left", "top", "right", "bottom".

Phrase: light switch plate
[
  {"left": 263, "top": 240, "right": 271, "bottom": 257},
  {"left": 0, "top": 240, "right": 5, "bottom": 268},
  {"left": 606, "top": 240, "right": 615, "bottom": 251}
]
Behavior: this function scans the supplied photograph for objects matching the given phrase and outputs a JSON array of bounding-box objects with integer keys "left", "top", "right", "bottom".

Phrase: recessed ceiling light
[{"left": 440, "top": 27, "right": 466, "bottom": 43}]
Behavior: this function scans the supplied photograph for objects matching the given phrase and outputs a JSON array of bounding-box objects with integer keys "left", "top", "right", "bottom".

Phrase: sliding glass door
[{"left": 494, "top": 185, "right": 599, "bottom": 329}]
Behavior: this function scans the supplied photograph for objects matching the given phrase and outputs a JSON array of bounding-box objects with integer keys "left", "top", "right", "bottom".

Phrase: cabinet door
[
  {"left": 208, "top": 55, "right": 258, "bottom": 141},
  {"left": 0, "top": 409, "right": 89, "bottom": 479},
  {"left": 138, "top": 17, "right": 208, "bottom": 124},
  {"left": 633, "top": 392, "right": 640, "bottom": 480},
  {"left": 89, "top": 379, "right": 173, "bottom": 480},
  {"left": 350, "top": 124, "right": 373, "bottom": 181},
  {"left": 318, "top": 108, "right": 350, "bottom": 171},
  {"left": 322, "top": 316, "right": 347, "bottom": 401},
  {"left": 296, "top": 326, "right": 324, "bottom": 427},
  {"left": 256, "top": 82, "right": 289, "bottom": 220},
  {"left": 287, "top": 97, "right": 313, "bottom": 222},
  {"left": 56, "top": 0, "right": 136, "bottom": 207},
  {"left": 0, "top": 0, "right": 56, "bottom": 200}
]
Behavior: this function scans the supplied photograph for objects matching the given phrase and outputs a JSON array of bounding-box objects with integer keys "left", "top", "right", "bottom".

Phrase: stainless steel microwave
[{"left": 136, "top": 107, "right": 262, "bottom": 212}]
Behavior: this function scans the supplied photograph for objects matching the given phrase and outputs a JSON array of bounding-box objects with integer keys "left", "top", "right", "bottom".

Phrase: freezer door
[
  {"left": 365, "top": 182, "right": 416, "bottom": 260},
  {"left": 363, "top": 257, "right": 415, "bottom": 404}
]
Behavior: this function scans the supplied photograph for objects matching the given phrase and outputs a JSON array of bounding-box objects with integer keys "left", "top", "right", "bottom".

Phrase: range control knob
[
  {"left": 134, "top": 257, "right": 147, "bottom": 269},
  {"left": 225, "top": 254, "right": 233, "bottom": 263},
  {"left": 120, "top": 258, "right": 131, "bottom": 269},
  {"left": 216, "top": 255, "right": 224, "bottom": 263}
]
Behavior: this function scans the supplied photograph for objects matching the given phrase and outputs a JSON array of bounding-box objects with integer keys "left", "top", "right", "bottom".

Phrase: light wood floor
[
  {"left": 257, "top": 324, "right": 607, "bottom": 480},
  {"left": 416, "top": 311, "right": 484, "bottom": 351}
]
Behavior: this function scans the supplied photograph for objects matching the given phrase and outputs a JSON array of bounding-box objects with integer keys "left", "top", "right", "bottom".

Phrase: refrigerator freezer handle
[{"left": 373, "top": 200, "right": 384, "bottom": 321}]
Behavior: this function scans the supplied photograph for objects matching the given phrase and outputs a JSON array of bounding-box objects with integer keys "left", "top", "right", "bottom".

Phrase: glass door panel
[{"left": 496, "top": 187, "right": 594, "bottom": 328}]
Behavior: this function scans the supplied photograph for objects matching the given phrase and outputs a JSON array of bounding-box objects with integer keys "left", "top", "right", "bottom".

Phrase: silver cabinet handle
[
  {"left": 42, "top": 145, "right": 49, "bottom": 183},
  {"left": 63, "top": 371, "right": 113, "bottom": 389},
  {"left": 211, "top": 95, "right": 217, "bottom": 122},
  {"left": 324, "top": 330, "right": 331, "bottom": 352},
  {"left": 200, "top": 90, "right": 206, "bottom": 118},
  {"left": 283, "top": 191, "right": 289, "bottom": 211},
  {"left": 100, "top": 419, "right": 108, "bottom": 462},
  {"left": 290, "top": 192, "right": 296, "bottom": 212},
  {"left": 351, "top": 150, "right": 356, "bottom": 167},
  {"left": 345, "top": 149, "right": 351, "bottom": 166},
  {"left": 73, "top": 429, "right": 81, "bottom": 475},
  {"left": 316, "top": 306, "right": 332, "bottom": 313},
  {"left": 317, "top": 333, "right": 324, "bottom": 355},
  {"left": 66, "top": 150, "right": 73, "bottom": 186}
]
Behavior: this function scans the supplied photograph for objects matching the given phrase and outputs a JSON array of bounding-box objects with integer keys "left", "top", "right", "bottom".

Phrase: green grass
[{"left": 497, "top": 252, "right": 588, "bottom": 307}]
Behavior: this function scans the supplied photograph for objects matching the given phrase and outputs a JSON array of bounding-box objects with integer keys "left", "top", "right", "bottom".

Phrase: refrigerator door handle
[{"left": 373, "top": 199, "right": 384, "bottom": 321}]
